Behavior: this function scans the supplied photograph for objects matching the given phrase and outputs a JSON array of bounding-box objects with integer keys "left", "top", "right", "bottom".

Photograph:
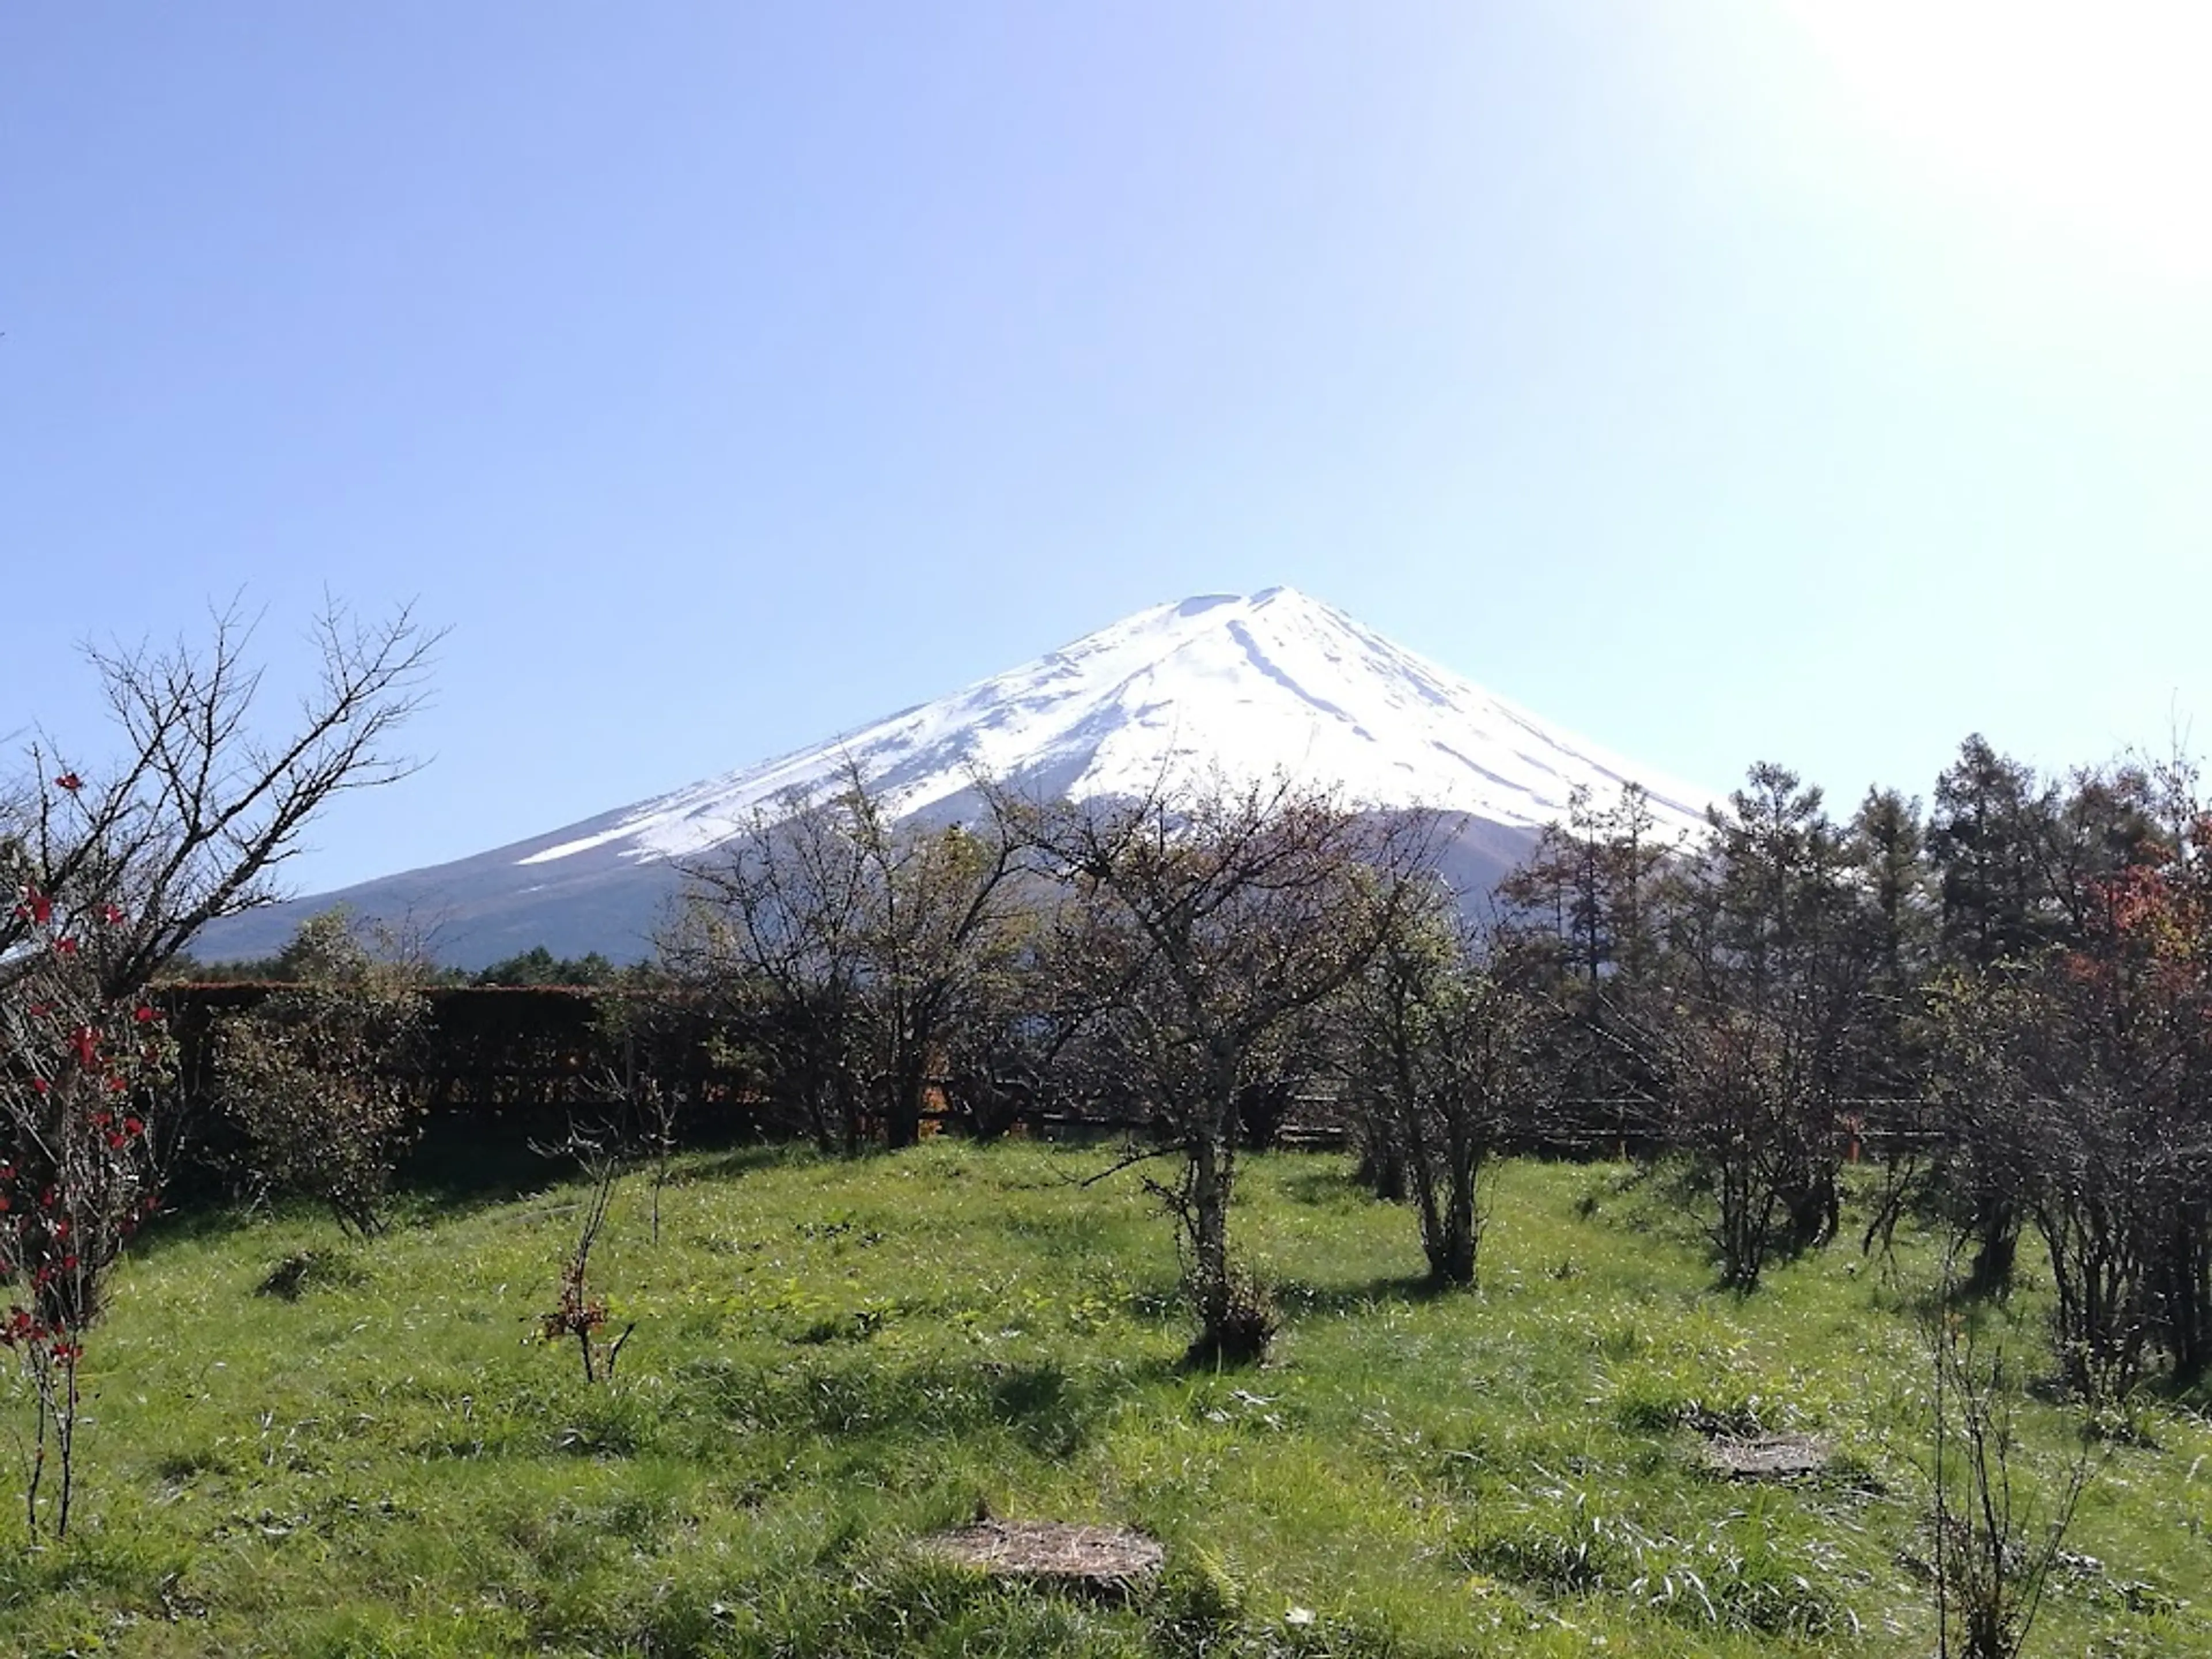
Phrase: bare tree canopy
[
  {"left": 994, "top": 773, "right": 1442, "bottom": 1363},
  {"left": 660, "top": 762, "right": 1028, "bottom": 1150},
  {"left": 1, "top": 599, "right": 439, "bottom": 999},
  {"left": 1337, "top": 898, "right": 1550, "bottom": 1286}
]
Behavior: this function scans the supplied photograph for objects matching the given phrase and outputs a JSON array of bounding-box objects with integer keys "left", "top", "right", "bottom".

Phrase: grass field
[{"left": 2, "top": 1141, "right": 2208, "bottom": 1657}]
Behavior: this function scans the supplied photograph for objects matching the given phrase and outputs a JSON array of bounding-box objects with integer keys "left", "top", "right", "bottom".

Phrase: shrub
[{"left": 210, "top": 912, "right": 427, "bottom": 1233}]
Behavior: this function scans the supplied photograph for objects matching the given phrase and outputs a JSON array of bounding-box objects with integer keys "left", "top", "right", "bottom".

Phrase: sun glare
[{"left": 1790, "top": 1, "right": 2212, "bottom": 281}]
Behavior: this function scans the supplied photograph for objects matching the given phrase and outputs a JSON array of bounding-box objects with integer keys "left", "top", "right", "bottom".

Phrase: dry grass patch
[
  {"left": 922, "top": 1518, "right": 1164, "bottom": 1595},
  {"left": 1701, "top": 1430, "right": 1833, "bottom": 1480}
]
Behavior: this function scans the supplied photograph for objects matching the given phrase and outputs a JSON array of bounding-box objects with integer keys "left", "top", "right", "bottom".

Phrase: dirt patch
[
  {"left": 1701, "top": 1431, "right": 1832, "bottom": 1480},
  {"left": 921, "top": 1520, "right": 1164, "bottom": 1594}
]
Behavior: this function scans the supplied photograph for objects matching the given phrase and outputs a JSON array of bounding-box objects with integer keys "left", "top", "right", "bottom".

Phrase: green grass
[{"left": 3, "top": 1142, "right": 2209, "bottom": 1656}]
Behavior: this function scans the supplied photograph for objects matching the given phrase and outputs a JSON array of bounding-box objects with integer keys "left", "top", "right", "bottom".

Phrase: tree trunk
[
  {"left": 1431, "top": 1126, "right": 1479, "bottom": 1286},
  {"left": 1967, "top": 1196, "right": 2019, "bottom": 1297},
  {"left": 1433, "top": 1177, "right": 1476, "bottom": 1286},
  {"left": 2164, "top": 1209, "right": 2210, "bottom": 1387},
  {"left": 1405, "top": 1111, "right": 1451, "bottom": 1282},
  {"left": 885, "top": 1054, "right": 926, "bottom": 1150},
  {"left": 1781, "top": 1164, "right": 1839, "bottom": 1253},
  {"left": 1190, "top": 1130, "right": 1232, "bottom": 1339},
  {"left": 1358, "top": 1136, "right": 1408, "bottom": 1203}
]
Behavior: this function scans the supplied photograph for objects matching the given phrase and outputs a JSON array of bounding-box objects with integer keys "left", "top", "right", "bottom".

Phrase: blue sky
[{"left": 5, "top": 3, "right": 2209, "bottom": 893}]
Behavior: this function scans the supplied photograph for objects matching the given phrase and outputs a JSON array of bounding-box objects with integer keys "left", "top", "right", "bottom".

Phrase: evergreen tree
[
  {"left": 1845, "top": 787, "right": 1938, "bottom": 1095},
  {"left": 474, "top": 945, "right": 620, "bottom": 987},
  {"left": 1646, "top": 764, "right": 1871, "bottom": 1282},
  {"left": 1929, "top": 736, "right": 2059, "bottom": 969}
]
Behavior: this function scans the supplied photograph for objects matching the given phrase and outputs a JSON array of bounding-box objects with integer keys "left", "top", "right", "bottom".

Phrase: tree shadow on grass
[
  {"left": 987, "top": 1361, "right": 1109, "bottom": 1459},
  {"left": 132, "top": 1131, "right": 831, "bottom": 1263},
  {"left": 396, "top": 1118, "right": 572, "bottom": 1211},
  {"left": 1272, "top": 1271, "right": 1460, "bottom": 1320},
  {"left": 1277, "top": 1164, "right": 1370, "bottom": 1209},
  {"left": 1125, "top": 1264, "right": 1463, "bottom": 1334},
  {"left": 126, "top": 1196, "right": 266, "bottom": 1260},
  {"left": 1122, "top": 1267, "right": 1463, "bottom": 1376},
  {"left": 395, "top": 1123, "right": 804, "bottom": 1221},
  {"left": 689, "top": 1352, "right": 1136, "bottom": 1464},
  {"left": 131, "top": 1130, "right": 575, "bottom": 1251},
  {"left": 677, "top": 1141, "right": 817, "bottom": 1185}
]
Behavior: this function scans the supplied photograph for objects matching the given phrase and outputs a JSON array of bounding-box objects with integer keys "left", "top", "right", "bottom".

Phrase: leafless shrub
[
  {"left": 1924, "top": 1251, "right": 2099, "bottom": 1659},
  {"left": 535, "top": 1128, "right": 634, "bottom": 1384}
]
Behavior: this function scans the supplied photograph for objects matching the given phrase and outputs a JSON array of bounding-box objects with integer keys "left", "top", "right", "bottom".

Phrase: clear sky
[{"left": 5, "top": 3, "right": 2209, "bottom": 894}]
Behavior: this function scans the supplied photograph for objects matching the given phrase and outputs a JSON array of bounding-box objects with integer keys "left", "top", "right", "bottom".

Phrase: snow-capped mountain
[{"left": 192, "top": 588, "right": 1714, "bottom": 968}]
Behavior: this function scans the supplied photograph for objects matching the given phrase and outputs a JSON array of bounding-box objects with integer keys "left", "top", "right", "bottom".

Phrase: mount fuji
[{"left": 191, "top": 588, "right": 1715, "bottom": 968}]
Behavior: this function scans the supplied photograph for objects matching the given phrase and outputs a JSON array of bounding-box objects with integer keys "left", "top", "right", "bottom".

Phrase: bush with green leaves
[{"left": 211, "top": 908, "right": 428, "bottom": 1233}]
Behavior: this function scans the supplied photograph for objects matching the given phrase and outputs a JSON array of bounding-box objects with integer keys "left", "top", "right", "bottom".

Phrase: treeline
[
  {"left": 167, "top": 735, "right": 2212, "bottom": 1394},
  {"left": 167, "top": 922, "right": 623, "bottom": 988},
  {"left": 641, "top": 738, "right": 2212, "bottom": 1390},
  {"left": 1497, "top": 736, "right": 2212, "bottom": 1400}
]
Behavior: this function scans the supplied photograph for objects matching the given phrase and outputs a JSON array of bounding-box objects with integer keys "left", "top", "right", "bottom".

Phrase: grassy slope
[{"left": 2, "top": 1143, "right": 2209, "bottom": 1657}]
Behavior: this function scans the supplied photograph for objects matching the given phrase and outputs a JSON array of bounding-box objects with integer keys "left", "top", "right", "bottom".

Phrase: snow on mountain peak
[{"left": 517, "top": 588, "right": 1713, "bottom": 873}]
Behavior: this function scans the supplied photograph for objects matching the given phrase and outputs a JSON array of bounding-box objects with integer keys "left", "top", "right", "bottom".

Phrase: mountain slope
[{"left": 192, "top": 588, "right": 1713, "bottom": 968}]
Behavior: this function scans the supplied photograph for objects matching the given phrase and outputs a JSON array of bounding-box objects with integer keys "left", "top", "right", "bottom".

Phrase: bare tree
[
  {"left": 842, "top": 774, "right": 1027, "bottom": 1147},
  {"left": 661, "top": 763, "right": 1026, "bottom": 1151},
  {"left": 2, "top": 600, "right": 437, "bottom": 1001},
  {"left": 0, "top": 597, "right": 437, "bottom": 1537},
  {"left": 1339, "top": 900, "right": 1548, "bottom": 1286},
  {"left": 661, "top": 783, "right": 876, "bottom": 1152},
  {"left": 1641, "top": 993, "right": 1834, "bottom": 1291},
  {"left": 998, "top": 775, "right": 1438, "bottom": 1365}
]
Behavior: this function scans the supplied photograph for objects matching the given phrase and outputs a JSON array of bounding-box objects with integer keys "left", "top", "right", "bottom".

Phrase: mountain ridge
[{"left": 192, "top": 588, "right": 1714, "bottom": 968}]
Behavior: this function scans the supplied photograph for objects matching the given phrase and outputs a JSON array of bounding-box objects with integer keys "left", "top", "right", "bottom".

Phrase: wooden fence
[{"left": 153, "top": 983, "right": 1946, "bottom": 1177}]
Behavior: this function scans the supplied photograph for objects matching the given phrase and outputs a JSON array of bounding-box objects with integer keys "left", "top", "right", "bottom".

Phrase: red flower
[
  {"left": 17, "top": 888, "right": 52, "bottom": 926},
  {"left": 53, "top": 772, "right": 82, "bottom": 793},
  {"left": 122, "top": 1117, "right": 143, "bottom": 1137},
  {"left": 54, "top": 937, "right": 78, "bottom": 957},
  {"left": 133, "top": 1005, "right": 156, "bottom": 1024},
  {"left": 29, "top": 1079, "right": 48, "bottom": 1096},
  {"left": 70, "top": 1027, "right": 99, "bottom": 1068},
  {"left": 104, "top": 905, "right": 126, "bottom": 926}
]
